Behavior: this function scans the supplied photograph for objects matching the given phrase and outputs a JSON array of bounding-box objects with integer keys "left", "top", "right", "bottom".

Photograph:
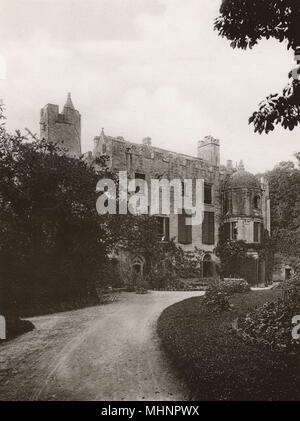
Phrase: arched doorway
[
  {"left": 132, "top": 256, "right": 144, "bottom": 276},
  {"left": 203, "top": 254, "right": 213, "bottom": 279}
]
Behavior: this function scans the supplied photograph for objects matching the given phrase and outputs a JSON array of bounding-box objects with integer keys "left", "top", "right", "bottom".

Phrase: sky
[{"left": 0, "top": 0, "right": 299, "bottom": 173}]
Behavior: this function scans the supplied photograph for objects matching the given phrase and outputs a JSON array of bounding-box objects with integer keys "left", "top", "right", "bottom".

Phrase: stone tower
[
  {"left": 197, "top": 135, "right": 220, "bottom": 167},
  {"left": 40, "top": 93, "right": 81, "bottom": 157}
]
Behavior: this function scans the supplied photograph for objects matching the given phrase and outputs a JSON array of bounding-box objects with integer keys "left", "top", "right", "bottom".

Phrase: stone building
[
  {"left": 40, "top": 95, "right": 271, "bottom": 284},
  {"left": 40, "top": 93, "right": 81, "bottom": 156}
]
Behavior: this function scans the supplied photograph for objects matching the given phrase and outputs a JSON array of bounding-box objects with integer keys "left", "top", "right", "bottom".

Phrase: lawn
[{"left": 157, "top": 288, "right": 300, "bottom": 401}]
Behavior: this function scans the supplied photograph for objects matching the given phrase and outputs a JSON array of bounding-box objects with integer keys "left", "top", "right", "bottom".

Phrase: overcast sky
[{"left": 0, "top": 0, "right": 299, "bottom": 173}]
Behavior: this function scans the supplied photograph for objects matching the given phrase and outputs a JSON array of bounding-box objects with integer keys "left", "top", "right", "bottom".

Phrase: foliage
[
  {"left": 203, "top": 279, "right": 250, "bottom": 312},
  {"left": 135, "top": 276, "right": 150, "bottom": 294},
  {"left": 0, "top": 106, "right": 115, "bottom": 317},
  {"left": 237, "top": 277, "right": 300, "bottom": 352},
  {"left": 158, "top": 291, "right": 300, "bottom": 400},
  {"left": 215, "top": 224, "right": 273, "bottom": 284},
  {"left": 118, "top": 260, "right": 136, "bottom": 292},
  {"left": 203, "top": 288, "right": 231, "bottom": 312},
  {"left": 215, "top": 233, "right": 248, "bottom": 276},
  {"left": 215, "top": 228, "right": 256, "bottom": 282},
  {"left": 266, "top": 160, "right": 300, "bottom": 257},
  {"left": 97, "top": 258, "right": 123, "bottom": 289},
  {"left": 210, "top": 279, "right": 250, "bottom": 294},
  {"left": 215, "top": 0, "right": 300, "bottom": 133},
  {"left": 145, "top": 242, "right": 203, "bottom": 290}
]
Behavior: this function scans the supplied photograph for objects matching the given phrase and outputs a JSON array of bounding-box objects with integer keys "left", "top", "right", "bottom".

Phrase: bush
[
  {"left": 218, "top": 279, "right": 251, "bottom": 294},
  {"left": 203, "top": 279, "right": 250, "bottom": 312},
  {"left": 158, "top": 293, "right": 300, "bottom": 401},
  {"left": 145, "top": 264, "right": 182, "bottom": 291},
  {"left": 135, "top": 276, "right": 150, "bottom": 294},
  {"left": 204, "top": 289, "right": 231, "bottom": 312},
  {"left": 237, "top": 278, "right": 300, "bottom": 352}
]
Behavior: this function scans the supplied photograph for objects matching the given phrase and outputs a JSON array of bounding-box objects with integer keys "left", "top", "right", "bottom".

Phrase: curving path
[{"left": 0, "top": 291, "right": 203, "bottom": 401}]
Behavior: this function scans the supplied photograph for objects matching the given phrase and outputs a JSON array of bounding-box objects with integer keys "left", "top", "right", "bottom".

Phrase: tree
[
  {"left": 0, "top": 105, "right": 115, "bottom": 317},
  {"left": 215, "top": 0, "right": 300, "bottom": 133},
  {"left": 265, "top": 159, "right": 300, "bottom": 256}
]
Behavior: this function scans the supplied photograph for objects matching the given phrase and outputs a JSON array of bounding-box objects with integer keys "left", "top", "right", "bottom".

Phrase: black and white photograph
[{"left": 0, "top": 0, "right": 300, "bottom": 407}]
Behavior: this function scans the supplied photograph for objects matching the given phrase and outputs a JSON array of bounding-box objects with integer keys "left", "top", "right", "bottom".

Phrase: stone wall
[
  {"left": 40, "top": 101, "right": 81, "bottom": 157},
  {"left": 94, "top": 132, "right": 222, "bottom": 253}
]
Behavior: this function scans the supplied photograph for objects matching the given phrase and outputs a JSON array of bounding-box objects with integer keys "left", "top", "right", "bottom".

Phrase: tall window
[
  {"left": 178, "top": 211, "right": 192, "bottom": 244},
  {"left": 253, "top": 195, "right": 261, "bottom": 210},
  {"left": 231, "top": 222, "right": 238, "bottom": 240},
  {"left": 203, "top": 254, "right": 213, "bottom": 278},
  {"left": 253, "top": 222, "right": 260, "bottom": 243},
  {"left": 157, "top": 216, "right": 170, "bottom": 242},
  {"left": 134, "top": 173, "right": 145, "bottom": 193},
  {"left": 223, "top": 192, "right": 231, "bottom": 214},
  {"left": 204, "top": 183, "right": 212, "bottom": 204},
  {"left": 202, "top": 211, "right": 215, "bottom": 245}
]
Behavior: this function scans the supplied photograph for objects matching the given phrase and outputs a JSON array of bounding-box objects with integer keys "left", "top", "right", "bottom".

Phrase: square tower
[{"left": 40, "top": 93, "right": 81, "bottom": 157}]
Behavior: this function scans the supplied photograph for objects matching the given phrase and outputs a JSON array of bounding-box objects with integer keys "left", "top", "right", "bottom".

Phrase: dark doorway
[
  {"left": 203, "top": 254, "right": 213, "bottom": 278},
  {"left": 285, "top": 268, "right": 292, "bottom": 280}
]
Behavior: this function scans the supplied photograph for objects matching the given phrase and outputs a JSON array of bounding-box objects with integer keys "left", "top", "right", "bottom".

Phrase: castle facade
[{"left": 40, "top": 94, "right": 271, "bottom": 284}]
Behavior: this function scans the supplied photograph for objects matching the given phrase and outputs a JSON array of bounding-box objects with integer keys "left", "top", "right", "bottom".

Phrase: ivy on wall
[{"left": 215, "top": 225, "right": 274, "bottom": 284}]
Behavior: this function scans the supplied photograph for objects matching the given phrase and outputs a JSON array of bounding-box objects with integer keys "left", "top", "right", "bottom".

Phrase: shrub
[
  {"left": 219, "top": 279, "right": 251, "bottom": 294},
  {"left": 145, "top": 264, "right": 181, "bottom": 291},
  {"left": 237, "top": 278, "right": 300, "bottom": 352},
  {"left": 135, "top": 276, "right": 150, "bottom": 294},
  {"left": 97, "top": 258, "right": 122, "bottom": 289},
  {"left": 203, "top": 280, "right": 250, "bottom": 312},
  {"left": 203, "top": 289, "right": 231, "bottom": 312},
  {"left": 158, "top": 293, "right": 300, "bottom": 401}
]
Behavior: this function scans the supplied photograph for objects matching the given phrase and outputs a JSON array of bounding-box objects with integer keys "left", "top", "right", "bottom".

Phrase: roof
[
  {"left": 225, "top": 170, "right": 260, "bottom": 189},
  {"left": 64, "top": 92, "right": 74, "bottom": 109}
]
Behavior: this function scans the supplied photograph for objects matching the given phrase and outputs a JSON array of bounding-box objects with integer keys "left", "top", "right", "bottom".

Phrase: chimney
[
  {"left": 142, "top": 137, "right": 152, "bottom": 146},
  {"left": 226, "top": 160, "right": 233, "bottom": 171},
  {"left": 197, "top": 135, "right": 220, "bottom": 167},
  {"left": 237, "top": 160, "right": 245, "bottom": 171}
]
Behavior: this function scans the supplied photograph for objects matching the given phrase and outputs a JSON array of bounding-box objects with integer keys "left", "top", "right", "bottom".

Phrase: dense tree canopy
[
  {"left": 0, "top": 106, "right": 114, "bottom": 316},
  {"left": 215, "top": 0, "right": 300, "bottom": 133},
  {"left": 266, "top": 158, "right": 300, "bottom": 256}
]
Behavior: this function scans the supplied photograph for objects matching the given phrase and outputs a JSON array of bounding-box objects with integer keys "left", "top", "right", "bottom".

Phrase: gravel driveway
[{"left": 0, "top": 291, "right": 203, "bottom": 401}]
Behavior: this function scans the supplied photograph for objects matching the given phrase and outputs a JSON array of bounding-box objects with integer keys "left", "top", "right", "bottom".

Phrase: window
[
  {"left": 178, "top": 211, "right": 192, "bottom": 244},
  {"left": 134, "top": 173, "right": 145, "bottom": 193},
  {"left": 253, "top": 195, "right": 260, "bottom": 210},
  {"left": 202, "top": 211, "right": 215, "bottom": 245},
  {"left": 224, "top": 222, "right": 230, "bottom": 240},
  {"left": 231, "top": 222, "right": 238, "bottom": 240},
  {"left": 156, "top": 216, "right": 170, "bottom": 242},
  {"left": 223, "top": 192, "right": 230, "bottom": 214},
  {"left": 135, "top": 173, "right": 145, "bottom": 180},
  {"left": 204, "top": 183, "right": 212, "bottom": 204},
  {"left": 253, "top": 222, "right": 260, "bottom": 243},
  {"left": 203, "top": 254, "right": 213, "bottom": 278}
]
